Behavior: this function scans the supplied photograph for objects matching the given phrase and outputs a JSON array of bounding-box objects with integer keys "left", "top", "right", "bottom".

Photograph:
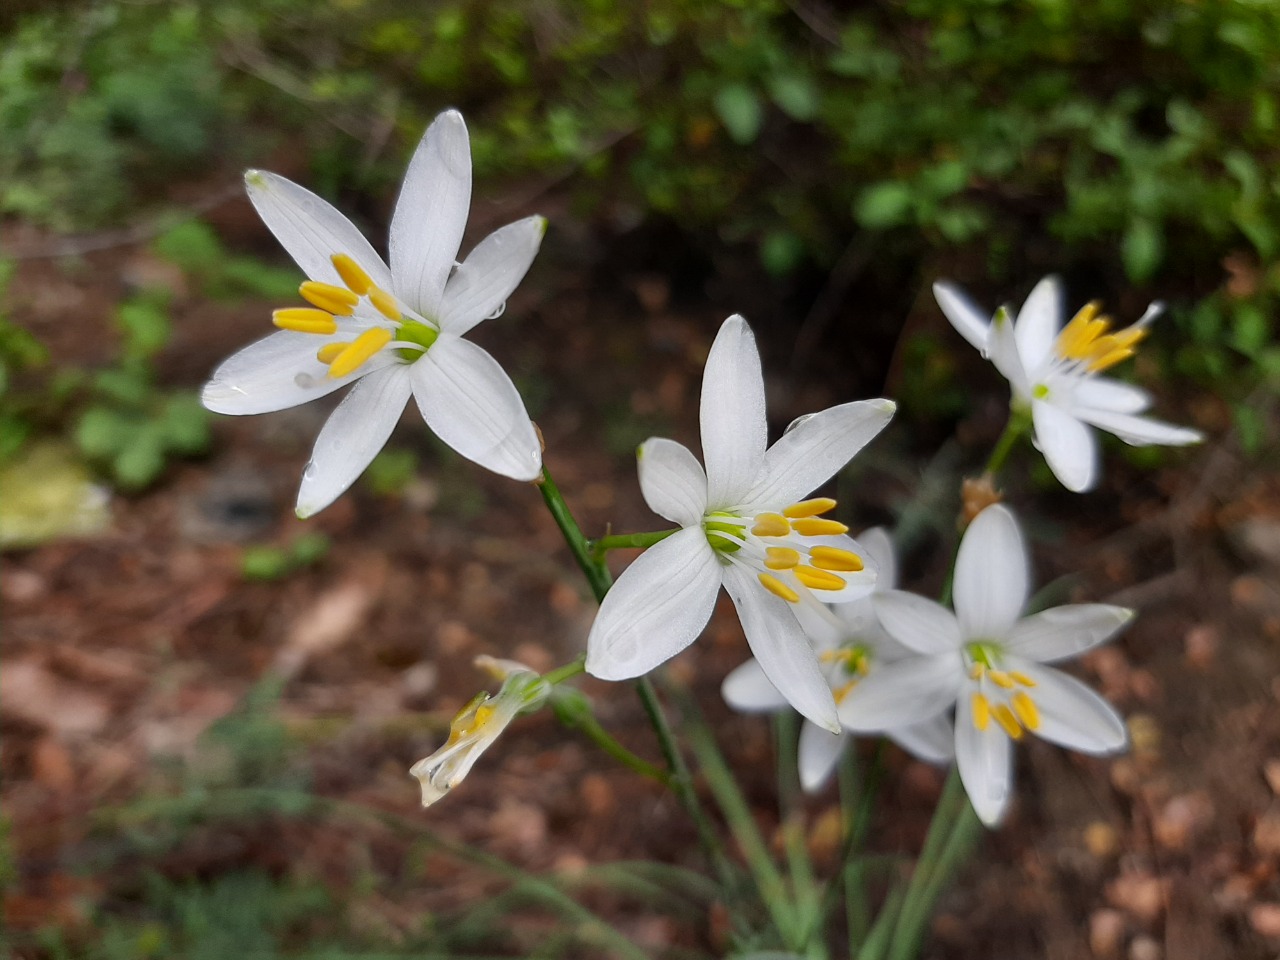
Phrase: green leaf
[
  {"left": 159, "top": 393, "right": 211, "bottom": 455},
  {"left": 714, "top": 84, "right": 763, "bottom": 145},
  {"left": 116, "top": 295, "right": 171, "bottom": 358},
  {"left": 112, "top": 430, "right": 166, "bottom": 489},
  {"left": 855, "top": 182, "right": 914, "bottom": 228},
  {"left": 75, "top": 406, "right": 131, "bottom": 459},
  {"left": 767, "top": 74, "right": 819, "bottom": 122},
  {"left": 1121, "top": 219, "right": 1163, "bottom": 282},
  {"left": 759, "top": 231, "right": 805, "bottom": 276}
]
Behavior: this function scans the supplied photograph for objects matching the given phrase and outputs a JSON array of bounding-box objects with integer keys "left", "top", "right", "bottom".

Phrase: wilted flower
[
  {"left": 410, "top": 657, "right": 548, "bottom": 807},
  {"left": 203, "top": 110, "right": 545, "bottom": 517},
  {"left": 934, "top": 276, "right": 1202, "bottom": 492},
  {"left": 723, "top": 527, "right": 953, "bottom": 792},
  {"left": 839, "top": 504, "right": 1130, "bottom": 826},
  {"left": 586, "top": 315, "right": 895, "bottom": 732}
]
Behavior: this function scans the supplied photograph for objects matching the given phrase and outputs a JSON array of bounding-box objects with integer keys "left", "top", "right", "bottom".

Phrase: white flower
[
  {"left": 934, "top": 276, "right": 1202, "bottom": 492},
  {"left": 585, "top": 315, "right": 896, "bottom": 732},
  {"left": 202, "top": 110, "right": 545, "bottom": 517},
  {"left": 839, "top": 504, "right": 1130, "bottom": 826},
  {"left": 410, "top": 657, "right": 548, "bottom": 807},
  {"left": 723, "top": 527, "right": 954, "bottom": 792}
]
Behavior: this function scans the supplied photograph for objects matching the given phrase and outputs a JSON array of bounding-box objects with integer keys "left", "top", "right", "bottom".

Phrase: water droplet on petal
[
  {"left": 302, "top": 460, "right": 317, "bottom": 480},
  {"left": 486, "top": 301, "right": 506, "bottom": 320},
  {"left": 295, "top": 372, "right": 315, "bottom": 389}
]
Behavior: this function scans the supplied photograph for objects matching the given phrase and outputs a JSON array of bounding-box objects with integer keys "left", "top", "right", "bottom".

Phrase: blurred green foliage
[
  {"left": 3, "top": 0, "right": 1278, "bottom": 434},
  {"left": 240, "top": 531, "right": 330, "bottom": 580}
]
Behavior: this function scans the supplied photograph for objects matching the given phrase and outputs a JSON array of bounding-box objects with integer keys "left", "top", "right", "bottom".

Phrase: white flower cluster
[{"left": 203, "top": 110, "right": 1201, "bottom": 822}]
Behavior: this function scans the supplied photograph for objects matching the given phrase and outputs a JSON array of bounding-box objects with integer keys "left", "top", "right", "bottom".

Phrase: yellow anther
[
  {"left": 332, "top": 253, "right": 374, "bottom": 294},
  {"left": 793, "top": 565, "right": 847, "bottom": 591},
  {"left": 273, "top": 308, "right": 338, "bottom": 335},
  {"left": 791, "top": 518, "right": 849, "bottom": 536},
  {"left": 1055, "top": 302, "right": 1107, "bottom": 360},
  {"left": 809, "top": 546, "right": 864, "bottom": 572},
  {"left": 764, "top": 547, "right": 801, "bottom": 570},
  {"left": 783, "top": 497, "right": 837, "bottom": 519},
  {"left": 969, "top": 662, "right": 986, "bottom": 681},
  {"left": 327, "top": 326, "right": 392, "bottom": 378},
  {"left": 751, "top": 513, "right": 792, "bottom": 538},
  {"left": 368, "top": 285, "right": 402, "bottom": 321},
  {"left": 757, "top": 572, "right": 800, "bottom": 603},
  {"left": 988, "top": 670, "right": 1014, "bottom": 689},
  {"left": 300, "top": 281, "right": 359, "bottom": 316},
  {"left": 819, "top": 649, "right": 842, "bottom": 664},
  {"left": 316, "top": 342, "right": 349, "bottom": 364},
  {"left": 833, "top": 680, "right": 856, "bottom": 704},
  {"left": 972, "top": 692, "right": 991, "bottom": 731},
  {"left": 1012, "top": 691, "right": 1040, "bottom": 731},
  {"left": 1010, "top": 671, "right": 1036, "bottom": 688},
  {"left": 993, "top": 704, "right": 1024, "bottom": 740}
]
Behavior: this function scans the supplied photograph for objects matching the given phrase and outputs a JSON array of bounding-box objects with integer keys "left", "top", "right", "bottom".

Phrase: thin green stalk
[
  {"left": 560, "top": 701, "right": 671, "bottom": 784},
  {"left": 588, "top": 528, "right": 679, "bottom": 562},
  {"left": 983, "top": 408, "right": 1031, "bottom": 477},
  {"left": 775, "top": 711, "right": 818, "bottom": 936},
  {"left": 537, "top": 467, "right": 612, "bottom": 600},
  {"left": 543, "top": 655, "right": 586, "bottom": 686},
  {"left": 821, "top": 740, "right": 885, "bottom": 928},
  {"left": 855, "top": 885, "right": 905, "bottom": 960}
]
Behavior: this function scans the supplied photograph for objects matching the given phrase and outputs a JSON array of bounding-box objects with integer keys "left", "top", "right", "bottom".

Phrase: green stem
[
  {"left": 983, "top": 408, "right": 1031, "bottom": 477},
  {"left": 537, "top": 467, "right": 612, "bottom": 600},
  {"left": 775, "top": 711, "right": 818, "bottom": 939},
  {"left": 567, "top": 705, "right": 671, "bottom": 785},
  {"left": 543, "top": 656, "right": 586, "bottom": 686},
  {"left": 588, "top": 528, "right": 679, "bottom": 562}
]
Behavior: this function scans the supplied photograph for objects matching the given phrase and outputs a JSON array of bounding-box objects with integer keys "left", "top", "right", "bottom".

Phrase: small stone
[
  {"left": 1128, "top": 670, "right": 1160, "bottom": 703},
  {"left": 1084, "top": 821, "right": 1120, "bottom": 859},
  {"left": 31, "top": 737, "right": 75, "bottom": 792},
  {"left": 1127, "top": 715, "right": 1161, "bottom": 760},
  {"left": 1265, "top": 760, "right": 1280, "bottom": 796},
  {"left": 1153, "top": 793, "right": 1213, "bottom": 851},
  {"left": 1128, "top": 934, "right": 1162, "bottom": 960},
  {"left": 579, "top": 773, "right": 615, "bottom": 817},
  {"left": 1250, "top": 903, "right": 1280, "bottom": 939},
  {"left": 1106, "top": 871, "right": 1166, "bottom": 925},
  {"left": 1110, "top": 758, "right": 1142, "bottom": 796},
  {"left": 1, "top": 569, "right": 45, "bottom": 602},
  {"left": 1184, "top": 625, "right": 1219, "bottom": 670},
  {"left": 1215, "top": 874, "right": 1255, "bottom": 911},
  {"left": 1090, "top": 908, "right": 1126, "bottom": 957},
  {"left": 1252, "top": 807, "right": 1280, "bottom": 858}
]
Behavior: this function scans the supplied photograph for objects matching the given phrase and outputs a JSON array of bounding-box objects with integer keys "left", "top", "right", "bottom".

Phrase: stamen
[
  {"left": 791, "top": 518, "right": 849, "bottom": 536},
  {"left": 793, "top": 565, "right": 847, "bottom": 591},
  {"left": 316, "top": 342, "right": 348, "bottom": 364},
  {"left": 273, "top": 308, "right": 338, "bottom": 335},
  {"left": 751, "top": 513, "right": 791, "bottom": 538},
  {"left": 783, "top": 497, "right": 837, "bottom": 519},
  {"left": 993, "top": 704, "right": 1023, "bottom": 740},
  {"left": 1012, "top": 691, "right": 1040, "bottom": 731},
  {"left": 368, "top": 285, "right": 403, "bottom": 321},
  {"left": 833, "top": 680, "right": 856, "bottom": 704},
  {"left": 300, "top": 281, "right": 358, "bottom": 316},
  {"left": 764, "top": 547, "right": 801, "bottom": 570},
  {"left": 969, "top": 662, "right": 986, "bottom": 681},
  {"left": 327, "top": 327, "right": 392, "bottom": 378},
  {"left": 332, "top": 253, "right": 374, "bottom": 294},
  {"left": 1011, "top": 671, "right": 1036, "bottom": 688},
  {"left": 988, "top": 670, "right": 1014, "bottom": 689},
  {"left": 809, "top": 546, "right": 864, "bottom": 572},
  {"left": 757, "top": 572, "right": 800, "bottom": 603},
  {"left": 972, "top": 692, "right": 991, "bottom": 731}
]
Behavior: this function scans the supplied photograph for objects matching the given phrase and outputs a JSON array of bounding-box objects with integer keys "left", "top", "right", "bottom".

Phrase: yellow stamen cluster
[
  {"left": 1054, "top": 301, "right": 1148, "bottom": 373},
  {"left": 444, "top": 695, "right": 495, "bottom": 748},
  {"left": 750, "top": 498, "right": 861, "bottom": 603},
  {"left": 269, "top": 253, "right": 409, "bottom": 379},
  {"left": 970, "top": 669, "right": 1040, "bottom": 740}
]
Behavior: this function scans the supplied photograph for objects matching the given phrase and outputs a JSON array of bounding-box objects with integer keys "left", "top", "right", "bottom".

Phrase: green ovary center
[
  {"left": 395, "top": 318, "right": 440, "bottom": 355},
  {"left": 703, "top": 512, "right": 744, "bottom": 554}
]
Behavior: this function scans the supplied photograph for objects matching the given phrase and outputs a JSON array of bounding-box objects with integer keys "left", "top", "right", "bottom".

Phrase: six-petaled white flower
[
  {"left": 202, "top": 109, "right": 545, "bottom": 517},
  {"left": 934, "top": 276, "right": 1202, "bottom": 492},
  {"left": 410, "top": 655, "right": 548, "bottom": 807},
  {"left": 723, "top": 526, "right": 954, "bottom": 791},
  {"left": 585, "top": 315, "right": 895, "bottom": 732},
  {"left": 839, "top": 504, "right": 1130, "bottom": 826}
]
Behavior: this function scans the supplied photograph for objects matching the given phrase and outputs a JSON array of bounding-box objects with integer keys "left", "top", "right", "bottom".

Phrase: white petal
[
  {"left": 799, "top": 721, "right": 846, "bottom": 793},
  {"left": 933, "top": 281, "right": 990, "bottom": 352},
  {"left": 953, "top": 504, "right": 1029, "bottom": 640},
  {"left": 1005, "top": 604, "right": 1133, "bottom": 663},
  {"left": 857, "top": 526, "right": 897, "bottom": 592},
  {"left": 737, "top": 399, "right": 896, "bottom": 513},
  {"left": 1013, "top": 276, "right": 1063, "bottom": 373},
  {"left": 1071, "top": 407, "right": 1203, "bottom": 447},
  {"left": 989, "top": 304, "right": 1031, "bottom": 396},
  {"left": 585, "top": 526, "right": 722, "bottom": 679},
  {"left": 1012, "top": 661, "right": 1127, "bottom": 755},
  {"left": 201, "top": 331, "right": 396, "bottom": 415},
  {"left": 438, "top": 216, "right": 546, "bottom": 335},
  {"left": 1032, "top": 400, "right": 1099, "bottom": 492},
  {"left": 872, "top": 591, "right": 962, "bottom": 655},
  {"left": 887, "top": 715, "right": 955, "bottom": 766},
  {"left": 721, "top": 658, "right": 790, "bottom": 712},
  {"left": 836, "top": 654, "right": 960, "bottom": 731},
  {"left": 955, "top": 687, "right": 1014, "bottom": 826},
  {"left": 409, "top": 335, "right": 541, "bottom": 481},
  {"left": 721, "top": 562, "right": 838, "bottom": 732},
  {"left": 701, "top": 316, "right": 768, "bottom": 509},
  {"left": 295, "top": 365, "right": 411, "bottom": 518},
  {"left": 389, "top": 110, "right": 472, "bottom": 318},
  {"left": 243, "top": 171, "right": 392, "bottom": 290},
  {"left": 637, "top": 438, "right": 708, "bottom": 527},
  {"left": 1071, "top": 377, "right": 1152, "bottom": 414}
]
